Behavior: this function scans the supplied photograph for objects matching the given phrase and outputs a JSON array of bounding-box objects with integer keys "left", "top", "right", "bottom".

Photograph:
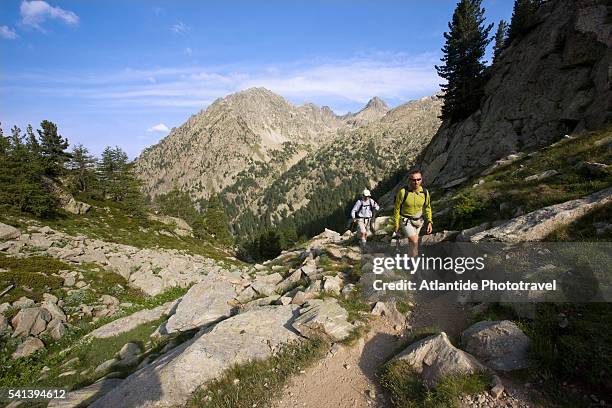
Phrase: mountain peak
[{"left": 365, "top": 96, "right": 388, "bottom": 111}]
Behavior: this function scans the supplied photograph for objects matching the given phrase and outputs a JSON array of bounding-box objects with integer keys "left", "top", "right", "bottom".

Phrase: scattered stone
[
  {"left": 251, "top": 273, "right": 283, "bottom": 296},
  {"left": 236, "top": 286, "right": 258, "bottom": 303},
  {"left": 11, "top": 307, "right": 51, "bottom": 337},
  {"left": 12, "top": 337, "right": 45, "bottom": 359},
  {"left": 322, "top": 275, "right": 342, "bottom": 295},
  {"left": 12, "top": 297, "right": 35, "bottom": 309},
  {"left": 163, "top": 278, "right": 236, "bottom": 334},
  {"left": 75, "top": 281, "right": 87, "bottom": 289},
  {"left": 63, "top": 275, "right": 76, "bottom": 287},
  {"left": 45, "top": 319, "right": 67, "bottom": 340},
  {"left": 0, "top": 302, "right": 10, "bottom": 314},
  {"left": 42, "top": 293, "right": 58, "bottom": 304},
  {"left": 292, "top": 298, "right": 352, "bottom": 342},
  {"left": 58, "top": 370, "right": 77, "bottom": 378},
  {"left": 101, "top": 295, "right": 120, "bottom": 306},
  {"left": 0, "top": 222, "right": 20, "bottom": 240},
  {"left": 275, "top": 269, "right": 302, "bottom": 293},
  {"left": 41, "top": 302, "right": 67, "bottom": 322},
  {"left": 456, "top": 223, "right": 491, "bottom": 242},
  {"left": 391, "top": 332, "right": 486, "bottom": 386},
  {"left": 290, "top": 291, "right": 315, "bottom": 306},
  {"left": 524, "top": 169, "right": 559, "bottom": 182},
  {"left": 0, "top": 285, "right": 14, "bottom": 298},
  {"left": 94, "top": 358, "right": 120, "bottom": 374},
  {"left": 341, "top": 284, "right": 355, "bottom": 296},
  {"left": 421, "top": 230, "right": 459, "bottom": 245},
  {"left": 461, "top": 320, "right": 531, "bottom": 372}
]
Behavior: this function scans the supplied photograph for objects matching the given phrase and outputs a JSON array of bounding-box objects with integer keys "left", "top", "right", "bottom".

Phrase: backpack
[{"left": 399, "top": 186, "right": 429, "bottom": 216}]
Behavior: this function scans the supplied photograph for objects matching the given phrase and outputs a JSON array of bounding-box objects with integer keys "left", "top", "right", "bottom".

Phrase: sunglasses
[{"left": 410, "top": 178, "right": 422, "bottom": 182}]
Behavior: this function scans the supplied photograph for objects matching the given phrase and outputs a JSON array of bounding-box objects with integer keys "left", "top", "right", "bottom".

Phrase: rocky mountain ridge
[{"left": 418, "top": 0, "right": 611, "bottom": 189}]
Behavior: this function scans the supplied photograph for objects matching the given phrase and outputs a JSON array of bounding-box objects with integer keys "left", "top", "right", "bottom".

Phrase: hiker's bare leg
[{"left": 408, "top": 234, "right": 419, "bottom": 258}]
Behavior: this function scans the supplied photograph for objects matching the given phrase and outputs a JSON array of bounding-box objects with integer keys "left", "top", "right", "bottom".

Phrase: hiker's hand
[{"left": 426, "top": 223, "right": 433, "bottom": 234}]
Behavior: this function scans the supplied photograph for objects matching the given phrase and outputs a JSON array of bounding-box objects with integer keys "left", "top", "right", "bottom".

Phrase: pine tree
[
  {"left": 435, "top": 0, "right": 493, "bottom": 123},
  {"left": 493, "top": 20, "right": 508, "bottom": 63},
  {"left": 37, "top": 120, "right": 71, "bottom": 177},
  {"left": 67, "top": 144, "right": 97, "bottom": 194},
  {"left": 507, "top": 0, "right": 541, "bottom": 44}
]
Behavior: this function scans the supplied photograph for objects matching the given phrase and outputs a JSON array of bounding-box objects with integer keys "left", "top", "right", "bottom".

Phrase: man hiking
[
  {"left": 350, "top": 189, "right": 380, "bottom": 252},
  {"left": 393, "top": 169, "right": 433, "bottom": 257}
]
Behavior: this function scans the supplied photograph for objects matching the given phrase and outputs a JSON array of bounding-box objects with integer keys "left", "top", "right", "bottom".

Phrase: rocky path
[{"left": 273, "top": 289, "right": 538, "bottom": 408}]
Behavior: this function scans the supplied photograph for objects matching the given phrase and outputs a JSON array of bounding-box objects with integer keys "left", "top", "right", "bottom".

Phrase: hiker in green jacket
[{"left": 393, "top": 169, "right": 433, "bottom": 257}]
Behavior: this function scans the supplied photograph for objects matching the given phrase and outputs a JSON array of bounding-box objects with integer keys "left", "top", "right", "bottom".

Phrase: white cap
[{"left": 363, "top": 189, "right": 371, "bottom": 197}]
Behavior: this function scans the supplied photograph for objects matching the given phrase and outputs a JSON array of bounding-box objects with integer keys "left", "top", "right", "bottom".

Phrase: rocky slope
[
  {"left": 419, "top": 0, "right": 611, "bottom": 188},
  {"left": 135, "top": 87, "right": 344, "bottom": 201}
]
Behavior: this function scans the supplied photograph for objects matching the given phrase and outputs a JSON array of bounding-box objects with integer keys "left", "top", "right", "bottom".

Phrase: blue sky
[{"left": 1, "top": 0, "right": 513, "bottom": 158}]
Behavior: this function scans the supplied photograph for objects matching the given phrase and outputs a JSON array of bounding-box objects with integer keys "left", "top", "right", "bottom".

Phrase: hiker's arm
[
  {"left": 374, "top": 200, "right": 380, "bottom": 211},
  {"left": 424, "top": 191, "right": 433, "bottom": 224},
  {"left": 393, "top": 190, "right": 403, "bottom": 231},
  {"left": 350, "top": 201, "right": 359, "bottom": 220}
]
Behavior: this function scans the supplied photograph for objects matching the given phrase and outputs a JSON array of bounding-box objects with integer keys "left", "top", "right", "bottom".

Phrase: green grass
[
  {"left": 3, "top": 198, "right": 241, "bottom": 264},
  {"left": 432, "top": 127, "right": 612, "bottom": 232},
  {"left": 379, "top": 360, "right": 489, "bottom": 408},
  {"left": 187, "top": 338, "right": 328, "bottom": 408},
  {"left": 0, "top": 254, "right": 70, "bottom": 303}
]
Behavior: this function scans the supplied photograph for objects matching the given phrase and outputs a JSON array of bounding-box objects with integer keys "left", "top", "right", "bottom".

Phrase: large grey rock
[
  {"left": 456, "top": 222, "right": 490, "bottom": 242},
  {"left": 45, "top": 319, "right": 67, "bottom": 340},
  {"left": 471, "top": 187, "right": 612, "bottom": 242},
  {"left": 461, "top": 320, "right": 531, "bottom": 372},
  {"left": 41, "top": 302, "right": 67, "bottom": 322},
  {"left": 163, "top": 278, "right": 236, "bottom": 334},
  {"left": 12, "top": 337, "right": 45, "bottom": 359},
  {"left": 392, "top": 332, "right": 487, "bottom": 386},
  {"left": 275, "top": 269, "right": 303, "bottom": 293},
  {"left": 12, "top": 296, "right": 35, "bottom": 309},
  {"left": 47, "top": 378, "right": 123, "bottom": 408},
  {"left": 89, "top": 301, "right": 176, "bottom": 339},
  {"left": 418, "top": 0, "right": 612, "bottom": 188},
  {"left": 90, "top": 305, "right": 301, "bottom": 408},
  {"left": 0, "top": 222, "right": 20, "bottom": 240},
  {"left": 250, "top": 272, "right": 283, "bottom": 296},
  {"left": 322, "top": 275, "right": 343, "bottom": 295},
  {"left": 292, "top": 298, "right": 352, "bottom": 342},
  {"left": 11, "top": 307, "right": 51, "bottom": 337}
]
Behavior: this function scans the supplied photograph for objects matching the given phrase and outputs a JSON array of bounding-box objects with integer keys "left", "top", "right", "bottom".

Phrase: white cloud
[
  {"left": 184, "top": 47, "right": 193, "bottom": 56},
  {"left": 20, "top": 0, "right": 79, "bottom": 31},
  {"left": 0, "top": 26, "right": 19, "bottom": 39},
  {"left": 7, "top": 52, "right": 443, "bottom": 113},
  {"left": 147, "top": 123, "right": 170, "bottom": 133},
  {"left": 171, "top": 21, "right": 189, "bottom": 34}
]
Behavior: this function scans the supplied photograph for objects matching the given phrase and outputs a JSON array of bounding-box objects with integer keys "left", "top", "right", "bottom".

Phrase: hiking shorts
[
  {"left": 356, "top": 218, "right": 371, "bottom": 234},
  {"left": 400, "top": 218, "right": 422, "bottom": 238}
]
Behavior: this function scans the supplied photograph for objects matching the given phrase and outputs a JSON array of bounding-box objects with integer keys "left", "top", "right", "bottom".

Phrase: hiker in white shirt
[{"left": 350, "top": 189, "right": 380, "bottom": 251}]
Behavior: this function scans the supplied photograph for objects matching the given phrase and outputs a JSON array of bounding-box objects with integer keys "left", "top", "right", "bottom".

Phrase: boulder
[
  {"left": 292, "top": 298, "right": 352, "bottom": 342},
  {"left": 90, "top": 306, "right": 300, "bottom": 408},
  {"left": 236, "top": 286, "right": 258, "bottom": 303},
  {"left": 290, "top": 290, "right": 315, "bottom": 306},
  {"left": 391, "top": 332, "right": 486, "bottom": 386},
  {"left": 575, "top": 161, "right": 609, "bottom": 177},
  {"left": 45, "top": 319, "right": 67, "bottom": 340},
  {"left": 47, "top": 378, "right": 123, "bottom": 408},
  {"left": 240, "top": 295, "right": 280, "bottom": 312},
  {"left": 322, "top": 275, "right": 343, "bottom": 295},
  {"left": 370, "top": 301, "right": 406, "bottom": 328},
  {"left": 95, "top": 358, "right": 120, "bottom": 374},
  {"left": 275, "top": 269, "right": 302, "bottom": 293},
  {"left": 163, "top": 278, "right": 236, "bottom": 334},
  {"left": 101, "top": 294, "right": 120, "bottom": 306},
  {"left": 421, "top": 230, "right": 460, "bottom": 245},
  {"left": 461, "top": 320, "right": 531, "bottom": 372},
  {"left": 524, "top": 169, "right": 559, "bottom": 182},
  {"left": 41, "top": 302, "right": 67, "bottom": 322},
  {"left": 471, "top": 187, "right": 612, "bottom": 242},
  {"left": 12, "top": 337, "right": 45, "bottom": 359},
  {"left": 42, "top": 293, "right": 58, "bottom": 304},
  {"left": 250, "top": 273, "right": 283, "bottom": 296},
  {"left": 299, "top": 258, "right": 318, "bottom": 277},
  {"left": 11, "top": 307, "right": 52, "bottom": 337},
  {"left": 0, "top": 222, "right": 20, "bottom": 240},
  {"left": 89, "top": 301, "right": 176, "bottom": 339},
  {"left": 12, "top": 296, "right": 35, "bottom": 309},
  {"left": 456, "top": 223, "right": 491, "bottom": 242}
]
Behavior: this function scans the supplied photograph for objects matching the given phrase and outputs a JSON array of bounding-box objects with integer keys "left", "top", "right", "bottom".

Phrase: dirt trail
[
  {"left": 272, "top": 291, "right": 470, "bottom": 408},
  {"left": 273, "top": 288, "right": 538, "bottom": 408}
]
